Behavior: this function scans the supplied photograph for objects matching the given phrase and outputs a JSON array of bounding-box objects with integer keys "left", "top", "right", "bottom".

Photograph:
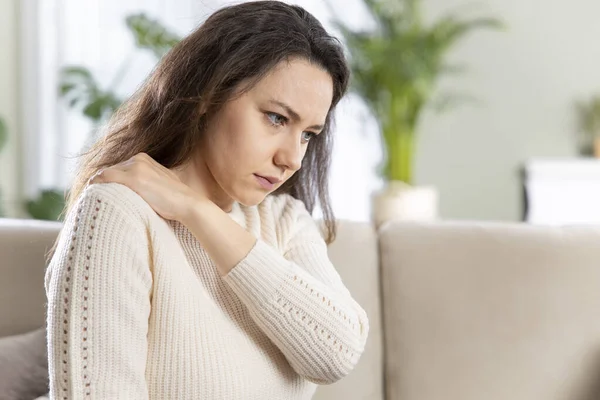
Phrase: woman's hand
[{"left": 89, "top": 153, "right": 201, "bottom": 221}]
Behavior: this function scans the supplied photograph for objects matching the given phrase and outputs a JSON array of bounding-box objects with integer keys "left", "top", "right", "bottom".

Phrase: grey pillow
[{"left": 0, "top": 327, "right": 49, "bottom": 400}]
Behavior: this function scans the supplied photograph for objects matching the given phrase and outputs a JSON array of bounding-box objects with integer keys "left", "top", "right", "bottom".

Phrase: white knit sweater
[{"left": 44, "top": 183, "right": 369, "bottom": 399}]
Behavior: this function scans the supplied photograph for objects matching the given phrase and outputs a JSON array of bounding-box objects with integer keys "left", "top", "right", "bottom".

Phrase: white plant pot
[{"left": 372, "top": 181, "right": 439, "bottom": 227}]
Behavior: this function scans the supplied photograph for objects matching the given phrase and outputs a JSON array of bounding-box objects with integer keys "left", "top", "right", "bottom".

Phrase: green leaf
[
  {"left": 59, "top": 66, "right": 101, "bottom": 109},
  {"left": 83, "top": 99, "right": 105, "bottom": 121},
  {"left": 68, "top": 97, "right": 81, "bottom": 108},
  {"left": 575, "top": 96, "right": 600, "bottom": 138},
  {"left": 84, "top": 95, "right": 124, "bottom": 122},
  {"left": 57, "top": 14, "right": 178, "bottom": 127},
  {"left": 26, "top": 189, "right": 66, "bottom": 221},
  {"left": 430, "top": 15, "right": 503, "bottom": 53},
  {"left": 125, "top": 13, "right": 181, "bottom": 59},
  {"left": 58, "top": 66, "right": 123, "bottom": 123},
  {"left": 59, "top": 83, "right": 77, "bottom": 96}
]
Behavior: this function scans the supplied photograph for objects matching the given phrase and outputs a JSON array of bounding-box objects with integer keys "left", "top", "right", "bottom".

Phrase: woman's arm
[
  {"left": 183, "top": 197, "right": 369, "bottom": 385},
  {"left": 45, "top": 184, "right": 152, "bottom": 399},
  {"left": 88, "top": 153, "right": 369, "bottom": 384}
]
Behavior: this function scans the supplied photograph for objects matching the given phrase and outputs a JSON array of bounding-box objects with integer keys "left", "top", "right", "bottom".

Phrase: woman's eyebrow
[{"left": 267, "top": 99, "right": 324, "bottom": 131}]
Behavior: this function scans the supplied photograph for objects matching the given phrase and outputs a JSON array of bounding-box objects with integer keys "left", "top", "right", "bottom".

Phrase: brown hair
[{"left": 64, "top": 1, "right": 349, "bottom": 244}]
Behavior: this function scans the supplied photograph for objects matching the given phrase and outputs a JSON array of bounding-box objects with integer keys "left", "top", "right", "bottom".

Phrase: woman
[{"left": 44, "top": 1, "right": 369, "bottom": 399}]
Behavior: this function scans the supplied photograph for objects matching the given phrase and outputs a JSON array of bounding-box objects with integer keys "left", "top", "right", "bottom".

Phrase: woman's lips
[{"left": 254, "top": 174, "right": 275, "bottom": 190}]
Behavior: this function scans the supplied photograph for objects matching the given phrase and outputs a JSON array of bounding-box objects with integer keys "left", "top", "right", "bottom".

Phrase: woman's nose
[{"left": 274, "top": 135, "right": 303, "bottom": 172}]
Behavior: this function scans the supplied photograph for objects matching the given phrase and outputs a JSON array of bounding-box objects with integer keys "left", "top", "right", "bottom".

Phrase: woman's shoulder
[{"left": 72, "top": 183, "right": 158, "bottom": 228}]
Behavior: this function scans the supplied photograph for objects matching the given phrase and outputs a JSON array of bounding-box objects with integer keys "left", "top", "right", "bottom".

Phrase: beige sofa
[{"left": 2, "top": 217, "right": 600, "bottom": 400}]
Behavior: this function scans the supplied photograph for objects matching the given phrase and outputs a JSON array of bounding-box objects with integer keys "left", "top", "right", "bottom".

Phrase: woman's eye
[
  {"left": 266, "top": 112, "right": 286, "bottom": 126},
  {"left": 266, "top": 111, "right": 316, "bottom": 142},
  {"left": 302, "top": 131, "right": 316, "bottom": 142}
]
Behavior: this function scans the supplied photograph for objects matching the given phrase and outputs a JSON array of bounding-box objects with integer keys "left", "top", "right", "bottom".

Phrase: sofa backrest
[
  {"left": 314, "top": 221, "right": 384, "bottom": 400},
  {"left": 379, "top": 221, "right": 600, "bottom": 400},
  {"left": 0, "top": 218, "right": 62, "bottom": 337},
  {"left": 7, "top": 216, "right": 600, "bottom": 400}
]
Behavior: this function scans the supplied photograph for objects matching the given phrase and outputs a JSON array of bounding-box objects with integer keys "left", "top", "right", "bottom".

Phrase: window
[{"left": 23, "top": 0, "right": 381, "bottom": 221}]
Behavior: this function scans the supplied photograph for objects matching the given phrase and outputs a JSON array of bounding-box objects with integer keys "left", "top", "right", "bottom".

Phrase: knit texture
[{"left": 44, "top": 183, "right": 369, "bottom": 400}]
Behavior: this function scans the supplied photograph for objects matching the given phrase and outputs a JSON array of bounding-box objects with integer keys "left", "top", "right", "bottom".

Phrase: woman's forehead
[{"left": 251, "top": 59, "right": 333, "bottom": 119}]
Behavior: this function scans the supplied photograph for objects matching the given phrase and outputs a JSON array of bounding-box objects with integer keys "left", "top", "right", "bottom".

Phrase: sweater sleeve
[
  {"left": 221, "top": 198, "right": 369, "bottom": 385},
  {"left": 44, "top": 184, "right": 153, "bottom": 399}
]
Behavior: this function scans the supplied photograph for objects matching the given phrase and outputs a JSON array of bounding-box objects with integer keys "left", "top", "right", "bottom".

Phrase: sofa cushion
[
  {"left": 379, "top": 221, "right": 600, "bottom": 400},
  {"left": 0, "top": 327, "right": 49, "bottom": 400}
]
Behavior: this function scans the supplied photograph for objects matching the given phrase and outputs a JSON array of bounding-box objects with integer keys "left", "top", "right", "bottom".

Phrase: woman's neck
[{"left": 174, "top": 158, "right": 235, "bottom": 213}]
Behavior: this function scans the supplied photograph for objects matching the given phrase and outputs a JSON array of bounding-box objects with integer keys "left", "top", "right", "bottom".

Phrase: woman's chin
[{"left": 232, "top": 190, "right": 269, "bottom": 207}]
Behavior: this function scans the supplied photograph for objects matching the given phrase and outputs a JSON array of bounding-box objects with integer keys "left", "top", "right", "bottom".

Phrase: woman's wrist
[
  {"left": 178, "top": 193, "right": 212, "bottom": 225},
  {"left": 177, "top": 193, "right": 257, "bottom": 276}
]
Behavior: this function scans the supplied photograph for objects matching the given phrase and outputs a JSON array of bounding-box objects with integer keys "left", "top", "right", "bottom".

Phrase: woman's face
[{"left": 195, "top": 58, "right": 334, "bottom": 209}]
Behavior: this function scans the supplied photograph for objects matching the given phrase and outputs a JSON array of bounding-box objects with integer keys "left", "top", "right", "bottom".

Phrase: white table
[{"left": 524, "top": 158, "right": 600, "bottom": 225}]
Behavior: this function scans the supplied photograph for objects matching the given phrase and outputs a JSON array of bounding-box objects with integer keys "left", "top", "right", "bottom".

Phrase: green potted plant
[
  {"left": 26, "top": 13, "right": 180, "bottom": 221},
  {"left": 575, "top": 96, "right": 600, "bottom": 158},
  {"left": 333, "top": 0, "right": 503, "bottom": 226},
  {"left": 0, "top": 116, "right": 7, "bottom": 217},
  {"left": 59, "top": 13, "right": 180, "bottom": 127}
]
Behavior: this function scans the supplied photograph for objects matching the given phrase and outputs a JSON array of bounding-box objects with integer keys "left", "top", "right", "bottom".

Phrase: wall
[
  {"left": 416, "top": 0, "right": 600, "bottom": 221},
  {"left": 0, "top": 0, "right": 21, "bottom": 217},
  {"left": 295, "top": 0, "right": 600, "bottom": 222},
  {"left": 6, "top": 0, "right": 600, "bottom": 221}
]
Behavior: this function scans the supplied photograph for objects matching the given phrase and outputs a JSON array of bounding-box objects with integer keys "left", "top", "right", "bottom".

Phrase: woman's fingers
[
  {"left": 84, "top": 152, "right": 198, "bottom": 221},
  {"left": 87, "top": 152, "right": 174, "bottom": 194},
  {"left": 88, "top": 153, "right": 144, "bottom": 185}
]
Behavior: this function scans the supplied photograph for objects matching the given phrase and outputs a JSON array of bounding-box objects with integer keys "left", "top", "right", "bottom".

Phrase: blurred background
[{"left": 1, "top": 0, "right": 600, "bottom": 226}]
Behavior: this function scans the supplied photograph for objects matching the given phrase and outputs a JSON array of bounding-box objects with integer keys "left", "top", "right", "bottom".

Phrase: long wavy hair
[{"left": 62, "top": 1, "right": 349, "bottom": 244}]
